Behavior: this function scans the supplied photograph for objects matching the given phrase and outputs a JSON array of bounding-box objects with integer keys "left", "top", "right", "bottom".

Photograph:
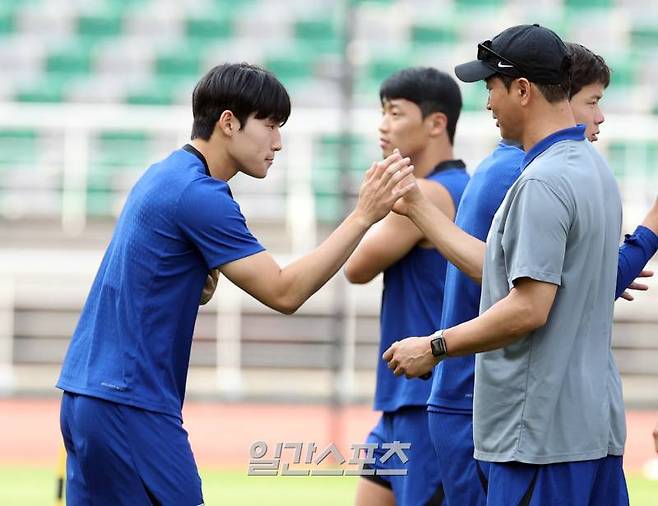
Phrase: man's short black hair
[
  {"left": 379, "top": 67, "right": 462, "bottom": 145},
  {"left": 566, "top": 43, "right": 611, "bottom": 99},
  {"left": 191, "top": 63, "right": 291, "bottom": 140},
  {"left": 496, "top": 73, "right": 570, "bottom": 103}
]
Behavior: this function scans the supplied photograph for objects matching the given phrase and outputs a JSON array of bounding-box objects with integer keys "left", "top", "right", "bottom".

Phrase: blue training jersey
[
  {"left": 428, "top": 141, "right": 524, "bottom": 412},
  {"left": 57, "top": 146, "right": 264, "bottom": 418},
  {"left": 375, "top": 160, "right": 469, "bottom": 412}
]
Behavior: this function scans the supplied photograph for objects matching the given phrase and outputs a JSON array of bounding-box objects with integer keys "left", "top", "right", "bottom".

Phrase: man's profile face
[
  {"left": 569, "top": 82, "right": 606, "bottom": 142},
  {"left": 486, "top": 76, "right": 521, "bottom": 142},
  {"left": 231, "top": 113, "right": 282, "bottom": 179},
  {"left": 378, "top": 98, "right": 430, "bottom": 160}
]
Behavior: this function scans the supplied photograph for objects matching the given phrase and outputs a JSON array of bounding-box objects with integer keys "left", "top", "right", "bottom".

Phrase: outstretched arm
[
  {"left": 383, "top": 278, "right": 557, "bottom": 377},
  {"left": 394, "top": 177, "right": 486, "bottom": 284},
  {"left": 220, "top": 153, "right": 413, "bottom": 314},
  {"left": 344, "top": 178, "right": 456, "bottom": 284},
  {"left": 616, "top": 196, "right": 658, "bottom": 300}
]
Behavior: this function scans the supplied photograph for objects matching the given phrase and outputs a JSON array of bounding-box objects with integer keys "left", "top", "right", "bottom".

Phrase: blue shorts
[
  {"left": 60, "top": 392, "right": 204, "bottom": 505},
  {"left": 428, "top": 409, "right": 488, "bottom": 506},
  {"left": 486, "top": 455, "right": 629, "bottom": 506},
  {"left": 364, "top": 407, "right": 444, "bottom": 506}
]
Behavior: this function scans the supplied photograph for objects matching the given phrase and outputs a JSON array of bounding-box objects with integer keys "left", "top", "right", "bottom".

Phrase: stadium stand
[{"left": 0, "top": 0, "right": 656, "bottom": 403}]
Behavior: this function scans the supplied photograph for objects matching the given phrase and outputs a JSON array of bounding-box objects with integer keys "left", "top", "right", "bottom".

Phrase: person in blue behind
[
  {"left": 344, "top": 67, "right": 469, "bottom": 506},
  {"left": 56, "top": 63, "right": 414, "bottom": 505},
  {"left": 384, "top": 25, "right": 656, "bottom": 505}
]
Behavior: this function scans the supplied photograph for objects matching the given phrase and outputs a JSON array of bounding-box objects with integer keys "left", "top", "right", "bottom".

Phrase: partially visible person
[{"left": 345, "top": 67, "right": 468, "bottom": 506}]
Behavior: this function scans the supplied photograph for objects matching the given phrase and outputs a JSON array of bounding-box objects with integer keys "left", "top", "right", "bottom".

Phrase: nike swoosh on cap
[{"left": 497, "top": 62, "right": 514, "bottom": 68}]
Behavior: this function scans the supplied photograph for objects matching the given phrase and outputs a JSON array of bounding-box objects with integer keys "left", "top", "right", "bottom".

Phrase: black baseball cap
[{"left": 455, "top": 24, "right": 571, "bottom": 85}]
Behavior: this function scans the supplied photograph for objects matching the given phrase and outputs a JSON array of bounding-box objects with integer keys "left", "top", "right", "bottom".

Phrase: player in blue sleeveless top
[
  {"left": 384, "top": 40, "right": 657, "bottom": 506},
  {"left": 345, "top": 67, "right": 469, "bottom": 506},
  {"left": 56, "top": 63, "right": 414, "bottom": 505}
]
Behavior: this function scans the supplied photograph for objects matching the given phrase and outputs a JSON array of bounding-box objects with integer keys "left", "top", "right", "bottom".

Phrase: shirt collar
[
  {"left": 182, "top": 143, "right": 210, "bottom": 176},
  {"left": 430, "top": 159, "right": 466, "bottom": 175},
  {"left": 521, "top": 124, "right": 586, "bottom": 170}
]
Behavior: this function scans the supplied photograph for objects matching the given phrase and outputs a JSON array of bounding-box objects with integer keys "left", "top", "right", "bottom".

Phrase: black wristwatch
[{"left": 430, "top": 329, "right": 448, "bottom": 360}]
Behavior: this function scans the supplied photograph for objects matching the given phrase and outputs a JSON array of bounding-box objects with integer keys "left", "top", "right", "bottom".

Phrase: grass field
[{"left": 1, "top": 465, "right": 657, "bottom": 505}]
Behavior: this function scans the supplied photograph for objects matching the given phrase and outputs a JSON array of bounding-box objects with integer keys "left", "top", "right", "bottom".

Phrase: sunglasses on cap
[{"left": 477, "top": 40, "right": 523, "bottom": 76}]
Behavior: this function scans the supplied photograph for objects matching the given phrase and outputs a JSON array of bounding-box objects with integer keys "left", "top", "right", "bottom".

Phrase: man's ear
[
  {"left": 428, "top": 111, "right": 448, "bottom": 137},
  {"left": 216, "top": 110, "right": 239, "bottom": 136},
  {"left": 516, "top": 78, "right": 531, "bottom": 106}
]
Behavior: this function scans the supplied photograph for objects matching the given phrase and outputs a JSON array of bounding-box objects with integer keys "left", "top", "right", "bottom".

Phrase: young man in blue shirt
[
  {"left": 384, "top": 25, "right": 656, "bottom": 505},
  {"left": 56, "top": 63, "right": 414, "bottom": 505},
  {"left": 345, "top": 67, "right": 469, "bottom": 506}
]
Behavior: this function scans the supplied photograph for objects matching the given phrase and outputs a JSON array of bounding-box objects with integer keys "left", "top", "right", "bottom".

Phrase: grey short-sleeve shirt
[{"left": 474, "top": 126, "right": 623, "bottom": 464}]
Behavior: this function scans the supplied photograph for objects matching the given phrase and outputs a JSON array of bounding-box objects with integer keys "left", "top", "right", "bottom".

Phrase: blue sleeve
[
  {"left": 615, "top": 225, "right": 658, "bottom": 299},
  {"left": 177, "top": 179, "right": 265, "bottom": 269}
]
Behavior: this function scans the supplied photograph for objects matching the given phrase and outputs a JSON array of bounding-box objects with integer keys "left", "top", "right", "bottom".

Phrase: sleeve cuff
[{"left": 507, "top": 268, "right": 562, "bottom": 290}]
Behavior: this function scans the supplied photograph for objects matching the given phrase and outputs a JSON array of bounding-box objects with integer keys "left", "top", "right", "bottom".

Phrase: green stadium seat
[
  {"left": 46, "top": 44, "right": 94, "bottom": 76},
  {"left": 411, "top": 23, "right": 458, "bottom": 47},
  {"left": 564, "top": 0, "right": 612, "bottom": 8},
  {"left": 0, "top": 129, "right": 37, "bottom": 166},
  {"left": 350, "top": 0, "right": 394, "bottom": 4},
  {"left": 77, "top": 11, "right": 124, "bottom": 39},
  {"left": 294, "top": 19, "right": 341, "bottom": 53},
  {"left": 314, "top": 192, "right": 345, "bottom": 222},
  {"left": 185, "top": 15, "right": 233, "bottom": 47},
  {"left": 607, "top": 141, "right": 658, "bottom": 179},
  {"left": 313, "top": 133, "right": 374, "bottom": 194},
  {"left": 87, "top": 183, "right": 114, "bottom": 217},
  {"left": 125, "top": 77, "right": 194, "bottom": 105},
  {"left": 263, "top": 52, "right": 315, "bottom": 87},
  {"left": 460, "top": 84, "right": 489, "bottom": 112},
  {"left": 454, "top": 0, "right": 503, "bottom": 8},
  {"left": 631, "top": 26, "right": 658, "bottom": 48},
  {"left": 154, "top": 47, "right": 202, "bottom": 80},
  {"left": 0, "top": 4, "right": 17, "bottom": 36},
  {"left": 607, "top": 56, "right": 638, "bottom": 88},
  {"left": 15, "top": 74, "right": 73, "bottom": 103},
  {"left": 93, "top": 131, "right": 150, "bottom": 169},
  {"left": 86, "top": 130, "right": 151, "bottom": 216}
]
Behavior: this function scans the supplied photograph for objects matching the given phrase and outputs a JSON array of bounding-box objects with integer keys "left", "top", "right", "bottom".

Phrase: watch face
[{"left": 431, "top": 337, "right": 446, "bottom": 357}]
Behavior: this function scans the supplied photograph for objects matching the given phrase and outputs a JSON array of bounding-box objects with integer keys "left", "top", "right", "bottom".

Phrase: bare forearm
[
  {"left": 444, "top": 291, "right": 544, "bottom": 356},
  {"left": 279, "top": 211, "right": 370, "bottom": 310},
  {"left": 641, "top": 200, "right": 658, "bottom": 235},
  {"left": 408, "top": 197, "right": 485, "bottom": 283}
]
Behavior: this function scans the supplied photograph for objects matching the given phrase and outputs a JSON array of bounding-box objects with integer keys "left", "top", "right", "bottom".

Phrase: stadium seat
[
  {"left": 15, "top": 74, "right": 72, "bottom": 103},
  {"left": 607, "top": 141, "right": 658, "bottom": 179},
  {"left": 0, "top": 4, "right": 17, "bottom": 36},
  {"left": 125, "top": 76, "right": 195, "bottom": 105},
  {"left": 460, "top": 84, "right": 489, "bottom": 112},
  {"left": 294, "top": 18, "right": 341, "bottom": 53},
  {"left": 155, "top": 46, "right": 203, "bottom": 80},
  {"left": 77, "top": 11, "right": 124, "bottom": 40},
  {"left": 411, "top": 23, "right": 458, "bottom": 47},
  {"left": 564, "top": 0, "right": 613, "bottom": 8},
  {"left": 92, "top": 131, "right": 150, "bottom": 169},
  {"left": 631, "top": 26, "right": 658, "bottom": 48},
  {"left": 185, "top": 15, "right": 234, "bottom": 48},
  {"left": 263, "top": 51, "right": 316, "bottom": 87},
  {"left": 85, "top": 130, "right": 151, "bottom": 216},
  {"left": 454, "top": 0, "right": 504, "bottom": 10},
  {"left": 0, "top": 129, "right": 38, "bottom": 167}
]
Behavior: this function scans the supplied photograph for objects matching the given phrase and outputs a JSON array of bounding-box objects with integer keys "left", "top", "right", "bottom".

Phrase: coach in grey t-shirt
[
  {"left": 474, "top": 124, "right": 622, "bottom": 464},
  {"left": 383, "top": 24, "right": 630, "bottom": 504}
]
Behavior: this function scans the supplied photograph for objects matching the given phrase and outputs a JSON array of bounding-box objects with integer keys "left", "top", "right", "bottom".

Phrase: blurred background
[{"left": 0, "top": 0, "right": 656, "bottom": 504}]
